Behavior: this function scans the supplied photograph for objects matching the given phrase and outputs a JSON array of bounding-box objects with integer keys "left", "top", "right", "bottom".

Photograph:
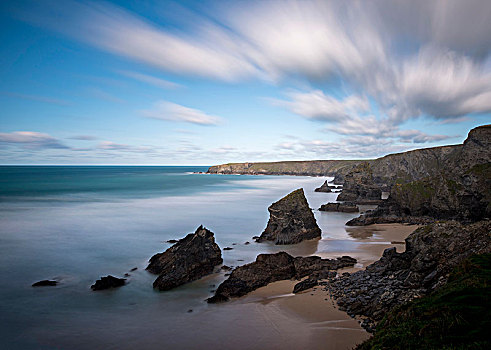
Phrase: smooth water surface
[{"left": 0, "top": 166, "right": 369, "bottom": 349}]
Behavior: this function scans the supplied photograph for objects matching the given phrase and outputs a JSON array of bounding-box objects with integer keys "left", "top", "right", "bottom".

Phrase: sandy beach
[{"left": 227, "top": 223, "right": 420, "bottom": 350}]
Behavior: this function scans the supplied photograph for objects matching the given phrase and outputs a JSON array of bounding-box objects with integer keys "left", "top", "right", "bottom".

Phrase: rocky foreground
[
  {"left": 323, "top": 220, "right": 491, "bottom": 332},
  {"left": 147, "top": 225, "right": 223, "bottom": 291},
  {"left": 208, "top": 252, "right": 356, "bottom": 303},
  {"left": 257, "top": 188, "right": 321, "bottom": 244}
]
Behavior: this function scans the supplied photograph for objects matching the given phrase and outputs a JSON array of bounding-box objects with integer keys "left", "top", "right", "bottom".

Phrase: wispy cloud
[
  {"left": 141, "top": 101, "right": 222, "bottom": 126},
  {"left": 1, "top": 91, "right": 70, "bottom": 106},
  {"left": 118, "top": 70, "right": 181, "bottom": 89},
  {"left": 0, "top": 131, "right": 69, "bottom": 149},
  {"left": 69, "top": 135, "right": 98, "bottom": 141}
]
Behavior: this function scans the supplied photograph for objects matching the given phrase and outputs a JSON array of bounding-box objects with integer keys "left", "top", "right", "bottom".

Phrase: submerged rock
[
  {"left": 147, "top": 225, "right": 223, "bottom": 291},
  {"left": 319, "top": 202, "right": 359, "bottom": 213},
  {"left": 91, "top": 275, "right": 126, "bottom": 291},
  {"left": 257, "top": 188, "right": 321, "bottom": 244},
  {"left": 32, "top": 280, "right": 58, "bottom": 287},
  {"left": 207, "top": 252, "right": 356, "bottom": 303}
]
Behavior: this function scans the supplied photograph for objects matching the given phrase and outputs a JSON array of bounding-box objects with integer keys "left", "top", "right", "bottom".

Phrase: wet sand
[{"left": 226, "top": 223, "right": 420, "bottom": 350}]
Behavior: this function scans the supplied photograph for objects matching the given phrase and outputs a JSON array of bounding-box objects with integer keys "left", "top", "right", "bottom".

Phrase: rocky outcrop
[
  {"left": 207, "top": 252, "right": 356, "bottom": 302},
  {"left": 349, "top": 125, "right": 490, "bottom": 223},
  {"left": 256, "top": 189, "right": 321, "bottom": 244},
  {"left": 324, "top": 220, "right": 491, "bottom": 331},
  {"left": 336, "top": 162, "right": 383, "bottom": 204},
  {"left": 147, "top": 226, "right": 223, "bottom": 291},
  {"left": 314, "top": 180, "right": 332, "bottom": 192},
  {"left": 91, "top": 275, "right": 126, "bottom": 291},
  {"left": 207, "top": 160, "right": 361, "bottom": 177},
  {"left": 319, "top": 202, "right": 359, "bottom": 213},
  {"left": 32, "top": 280, "right": 58, "bottom": 287}
]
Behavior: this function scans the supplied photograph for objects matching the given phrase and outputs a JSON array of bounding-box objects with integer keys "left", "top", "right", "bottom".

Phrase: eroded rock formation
[{"left": 147, "top": 225, "right": 223, "bottom": 291}]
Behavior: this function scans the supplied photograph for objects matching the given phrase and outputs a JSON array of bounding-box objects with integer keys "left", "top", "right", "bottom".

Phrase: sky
[{"left": 0, "top": 0, "right": 490, "bottom": 165}]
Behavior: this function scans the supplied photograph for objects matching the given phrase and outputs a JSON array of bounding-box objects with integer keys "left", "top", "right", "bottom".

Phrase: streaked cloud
[
  {"left": 118, "top": 70, "right": 181, "bottom": 89},
  {"left": 1, "top": 91, "right": 70, "bottom": 106},
  {"left": 69, "top": 135, "right": 98, "bottom": 141},
  {"left": 0, "top": 131, "right": 69, "bottom": 149},
  {"left": 141, "top": 101, "right": 222, "bottom": 126}
]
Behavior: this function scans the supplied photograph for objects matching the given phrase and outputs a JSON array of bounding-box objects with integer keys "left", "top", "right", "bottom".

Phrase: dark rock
[
  {"left": 223, "top": 247, "right": 234, "bottom": 250},
  {"left": 91, "top": 275, "right": 126, "bottom": 291},
  {"left": 293, "top": 278, "right": 318, "bottom": 293},
  {"left": 252, "top": 236, "right": 260, "bottom": 240},
  {"left": 257, "top": 188, "right": 321, "bottom": 244},
  {"left": 166, "top": 239, "right": 179, "bottom": 244},
  {"left": 130, "top": 267, "right": 137, "bottom": 272},
  {"left": 244, "top": 241, "right": 250, "bottom": 245},
  {"left": 319, "top": 202, "right": 359, "bottom": 213},
  {"left": 32, "top": 280, "right": 58, "bottom": 287},
  {"left": 124, "top": 273, "right": 130, "bottom": 277},
  {"left": 208, "top": 252, "right": 356, "bottom": 303},
  {"left": 325, "top": 220, "right": 491, "bottom": 330},
  {"left": 187, "top": 309, "right": 193, "bottom": 313},
  {"left": 314, "top": 180, "right": 332, "bottom": 192},
  {"left": 146, "top": 225, "right": 223, "bottom": 291},
  {"left": 221, "top": 265, "right": 232, "bottom": 271}
]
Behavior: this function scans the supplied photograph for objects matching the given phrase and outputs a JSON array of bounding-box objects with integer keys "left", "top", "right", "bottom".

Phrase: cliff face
[
  {"left": 207, "top": 160, "right": 361, "bottom": 177},
  {"left": 341, "top": 125, "right": 490, "bottom": 222}
]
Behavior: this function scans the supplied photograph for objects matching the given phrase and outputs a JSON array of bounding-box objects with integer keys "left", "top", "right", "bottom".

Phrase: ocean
[{"left": 0, "top": 166, "right": 369, "bottom": 349}]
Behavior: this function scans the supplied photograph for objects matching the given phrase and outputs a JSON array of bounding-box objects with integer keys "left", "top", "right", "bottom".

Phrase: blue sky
[{"left": 1, "top": 0, "right": 490, "bottom": 165}]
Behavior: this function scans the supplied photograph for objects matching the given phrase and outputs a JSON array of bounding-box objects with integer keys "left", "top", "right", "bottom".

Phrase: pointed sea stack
[
  {"left": 256, "top": 188, "right": 321, "bottom": 244},
  {"left": 314, "top": 180, "right": 332, "bottom": 192},
  {"left": 147, "top": 225, "right": 223, "bottom": 291}
]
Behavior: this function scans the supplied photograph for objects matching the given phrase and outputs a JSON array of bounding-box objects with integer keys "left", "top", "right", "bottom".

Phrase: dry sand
[{"left": 227, "top": 223, "right": 420, "bottom": 350}]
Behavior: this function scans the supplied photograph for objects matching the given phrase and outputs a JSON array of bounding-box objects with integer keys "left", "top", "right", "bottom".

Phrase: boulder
[
  {"left": 91, "top": 275, "right": 126, "bottom": 291},
  {"left": 257, "top": 188, "right": 321, "bottom": 244},
  {"left": 32, "top": 280, "right": 58, "bottom": 287},
  {"left": 207, "top": 252, "right": 356, "bottom": 303},
  {"left": 293, "top": 278, "right": 318, "bottom": 293},
  {"left": 319, "top": 202, "right": 359, "bottom": 213},
  {"left": 147, "top": 225, "right": 223, "bottom": 291}
]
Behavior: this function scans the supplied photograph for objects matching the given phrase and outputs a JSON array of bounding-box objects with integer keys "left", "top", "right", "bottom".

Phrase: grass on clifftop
[{"left": 357, "top": 253, "right": 491, "bottom": 350}]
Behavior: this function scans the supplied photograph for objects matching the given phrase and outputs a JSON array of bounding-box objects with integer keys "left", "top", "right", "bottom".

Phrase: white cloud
[
  {"left": 118, "top": 70, "right": 181, "bottom": 89},
  {"left": 141, "top": 101, "right": 222, "bottom": 126},
  {"left": 0, "top": 131, "right": 69, "bottom": 149}
]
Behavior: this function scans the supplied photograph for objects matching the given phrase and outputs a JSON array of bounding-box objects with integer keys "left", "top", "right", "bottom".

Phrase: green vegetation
[{"left": 357, "top": 254, "right": 491, "bottom": 350}]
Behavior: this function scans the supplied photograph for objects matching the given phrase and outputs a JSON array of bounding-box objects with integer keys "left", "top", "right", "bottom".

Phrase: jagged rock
[
  {"left": 319, "top": 202, "right": 359, "bottom": 213},
  {"left": 147, "top": 225, "right": 223, "bottom": 291},
  {"left": 207, "top": 252, "right": 356, "bottom": 303},
  {"left": 91, "top": 275, "right": 126, "bottom": 291},
  {"left": 32, "top": 280, "right": 58, "bottom": 287},
  {"left": 325, "top": 220, "right": 491, "bottom": 331},
  {"left": 256, "top": 189, "right": 321, "bottom": 244},
  {"left": 293, "top": 278, "right": 318, "bottom": 293},
  {"left": 314, "top": 180, "right": 332, "bottom": 192}
]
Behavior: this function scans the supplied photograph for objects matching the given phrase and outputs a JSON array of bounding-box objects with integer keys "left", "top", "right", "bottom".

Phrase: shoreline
[{"left": 225, "top": 223, "right": 419, "bottom": 350}]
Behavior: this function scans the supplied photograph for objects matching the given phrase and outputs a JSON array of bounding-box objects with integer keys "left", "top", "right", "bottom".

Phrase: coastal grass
[{"left": 357, "top": 253, "right": 491, "bottom": 350}]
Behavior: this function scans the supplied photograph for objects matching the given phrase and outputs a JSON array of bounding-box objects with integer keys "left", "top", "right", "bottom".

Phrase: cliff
[{"left": 207, "top": 160, "right": 361, "bottom": 179}]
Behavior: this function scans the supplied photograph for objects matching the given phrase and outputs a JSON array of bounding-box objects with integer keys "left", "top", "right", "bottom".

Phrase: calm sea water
[{"left": 0, "top": 166, "right": 367, "bottom": 349}]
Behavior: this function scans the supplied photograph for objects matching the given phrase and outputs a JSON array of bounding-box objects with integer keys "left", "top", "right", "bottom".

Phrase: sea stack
[
  {"left": 314, "top": 180, "right": 332, "bottom": 192},
  {"left": 147, "top": 225, "right": 223, "bottom": 291},
  {"left": 256, "top": 188, "right": 321, "bottom": 244}
]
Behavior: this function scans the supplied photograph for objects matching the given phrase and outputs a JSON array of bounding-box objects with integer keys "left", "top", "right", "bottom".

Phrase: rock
[
  {"left": 293, "top": 278, "right": 318, "bottom": 293},
  {"left": 319, "top": 202, "right": 359, "bottom": 213},
  {"left": 207, "top": 252, "right": 356, "bottom": 303},
  {"left": 221, "top": 265, "right": 232, "bottom": 271},
  {"left": 124, "top": 273, "right": 130, "bottom": 277},
  {"left": 32, "top": 280, "right": 58, "bottom": 287},
  {"left": 252, "top": 236, "right": 260, "bottom": 240},
  {"left": 91, "top": 275, "right": 126, "bottom": 291},
  {"left": 166, "top": 239, "right": 179, "bottom": 244},
  {"left": 146, "top": 225, "right": 223, "bottom": 291},
  {"left": 325, "top": 220, "right": 491, "bottom": 330},
  {"left": 223, "top": 247, "right": 234, "bottom": 250},
  {"left": 130, "top": 267, "right": 138, "bottom": 272},
  {"left": 244, "top": 241, "right": 250, "bottom": 245},
  {"left": 256, "top": 188, "right": 321, "bottom": 244},
  {"left": 314, "top": 180, "right": 332, "bottom": 192}
]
